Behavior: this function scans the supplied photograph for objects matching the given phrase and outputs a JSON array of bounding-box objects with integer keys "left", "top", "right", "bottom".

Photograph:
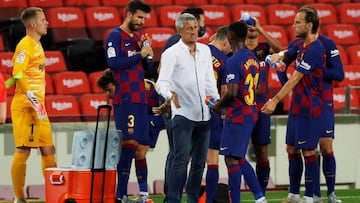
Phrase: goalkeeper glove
[{"left": 26, "top": 90, "right": 47, "bottom": 120}]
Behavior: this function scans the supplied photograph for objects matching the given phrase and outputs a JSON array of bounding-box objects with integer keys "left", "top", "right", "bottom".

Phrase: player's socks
[
  {"left": 116, "top": 143, "right": 136, "bottom": 198},
  {"left": 241, "top": 159, "right": 264, "bottom": 201},
  {"left": 205, "top": 164, "right": 219, "bottom": 203},
  {"left": 304, "top": 155, "right": 319, "bottom": 198},
  {"left": 256, "top": 160, "right": 270, "bottom": 194},
  {"left": 288, "top": 153, "right": 303, "bottom": 194},
  {"left": 135, "top": 158, "right": 148, "bottom": 194},
  {"left": 227, "top": 163, "right": 241, "bottom": 203},
  {"left": 11, "top": 152, "right": 28, "bottom": 199},
  {"left": 322, "top": 151, "right": 336, "bottom": 195},
  {"left": 41, "top": 155, "right": 57, "bottom": 177}
]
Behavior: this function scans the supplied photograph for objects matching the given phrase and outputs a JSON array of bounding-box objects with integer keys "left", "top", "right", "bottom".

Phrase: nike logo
[
  {"left": 326, "top": 130, "right": 333, "bottom": 134},
  {"left": 150, "top": 121, "right": 155, "bottom": 127},
  {"left": 220, "top": 147, "right": 228, "bottom": 151},
  {"left": 125, "top": 43, "right": 130, "bottom": 46},
  {"left": 298, "top": 141, "right": 306, "bottom": 145}
]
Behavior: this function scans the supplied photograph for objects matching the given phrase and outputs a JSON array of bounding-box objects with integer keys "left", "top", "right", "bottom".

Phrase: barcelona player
[
  {"left": 104, "top": 0, "right": 154, "bottom": 202},
  {"left": 213, "top": 21, "right": 267, "bottom": 203},
  {"left": 10, "top": 7, "right": 56, "bottom": 203},
  {"left": 261, "top": 6, "right": 325, "bottom": 203}
]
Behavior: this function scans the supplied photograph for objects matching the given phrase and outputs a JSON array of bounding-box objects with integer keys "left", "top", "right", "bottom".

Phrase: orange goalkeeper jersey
[{"left": 11, "top": 36, "right": 46, "bottom": 111}]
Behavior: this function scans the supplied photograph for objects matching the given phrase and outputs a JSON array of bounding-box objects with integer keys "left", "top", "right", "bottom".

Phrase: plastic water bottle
[
  {"left": 143, "top": 40, "right": 152, "bottom": 63},
  {"left": 205, "top": 96, "right": 216, "bottom": 108},
  {"left": 241, "top": 12, "right": 255, "bottom": 26},
  {"left": 265, "top": 55, "right": 286, "bottom": 72}
]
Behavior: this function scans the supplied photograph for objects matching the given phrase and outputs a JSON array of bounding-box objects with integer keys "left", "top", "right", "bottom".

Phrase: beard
[
  {"left": 128, "top": 21, "right": 141, "bottom": 32},
  {"left": 295, "top": 31, "right": 307, "bottom": 39}
]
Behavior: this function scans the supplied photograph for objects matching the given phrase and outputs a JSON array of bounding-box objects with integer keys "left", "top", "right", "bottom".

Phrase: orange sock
[
  {"left": 11, "top": 152, "right": 28, "bottom": 199},
  {"left": 41, "top": 155, "right": 57, "bottom": 177}
]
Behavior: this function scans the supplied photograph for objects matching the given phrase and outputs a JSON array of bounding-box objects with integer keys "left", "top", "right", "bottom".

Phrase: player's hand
[
  {"left": 261, "top": 98, "right": 278, "bottom": 115},
  {"left": 152, "top": 103, "right": 168, "bottom": 116},
  {"left": 171, "top": 91, "right": 180, "bottom": 109},
  {"left": 26, "top": 90, "right": 47, "bottom": 120}
]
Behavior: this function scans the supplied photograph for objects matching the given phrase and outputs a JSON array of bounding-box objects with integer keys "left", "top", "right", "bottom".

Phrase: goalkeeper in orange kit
[{"left": 9, "top": 7, "right": 56, "bottom": 203}]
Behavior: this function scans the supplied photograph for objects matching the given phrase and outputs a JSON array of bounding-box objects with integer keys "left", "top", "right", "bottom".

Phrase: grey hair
[{"left": 175, "top": 13, "right": 197, "bottom": 30}]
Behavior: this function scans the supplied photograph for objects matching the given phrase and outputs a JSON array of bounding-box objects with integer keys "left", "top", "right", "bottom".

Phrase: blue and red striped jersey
[
  {"left": 225, "top": 48, "right": 259, "bottom": 124},
  {"left": 208, "top": 44, "right": 228, "bottom": 93},
  {"left": 105, "top": 27, "right": 151, "bottom": 105}
]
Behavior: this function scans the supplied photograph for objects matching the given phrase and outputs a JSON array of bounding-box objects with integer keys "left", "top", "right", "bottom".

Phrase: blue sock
[
  {"left": 304, "top": 155, "right": 319, "bottom": 198},
  {"left": 205, "top": 165, "right": 219, "bottom": 203},
  {"left": 241, "top": 159, "right": 264, "bottom": 200},
  {"left": 227, "top": 163, "right": 241, "bottom": 203},
  {"left": 256, "top": 160, "right": 270, "bottom": 194},
  {"left": 322, "top": 152, "right": 336, "bottom": 195},
  {"left": 288, "top": 153, "right": 303, "bottom": 194},
  {"left": 116, "top": 144, "right": 136, "bottom": 198},
  {"left": 135, "top": 158, "right": 148, "bottom": 195}
]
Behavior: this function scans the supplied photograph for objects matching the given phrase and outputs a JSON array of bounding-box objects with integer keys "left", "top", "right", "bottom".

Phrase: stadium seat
[
  {"left": 306, "top": 3, "right": 338, "bottom": 25},
  {"left": 100, "top": 0, "right": 128, "bottom": 7},
  {"left": 0, "top": 52, "right": 14, "bottom": 74},
  {"left": 209, "top": 0, "right": 244, "bottom": 4},
  {"left": 157, "top": 5, "right": 187, "bottom": 27},
  {"left": 0, "top": 0, "right": 27, "bottom": 20},
  {"left": 88, "top": 71, "right": 104, "bottom": 93},
  {"left": 282, "top": 0, "right": 315, "bottom": 4},
  {"left": 45, "top": 73, "right": 55, "bottom": 95},
  {"left": 201, "top": 5, "right": 231, "bottom": 28},
  {"left": 323, "top": 24, "right": 360, "bottom": 46},
  {"left": 335, "top": 65, "right": 360, "bottom": 87},
  {"left": 44, "top": 51, "right": 67, "bottom": 73},
  {"left": 140, "top": 27, "right": 176, "bottom": 62},
  {"left": 83, "top": 6, "right": 121, "bottom": 42},
  {"left": 78, "top": 93, "right": 108, "bottom": 121},
  {"left": 337, "top": 45, "right": 349, "bottom": 65},
  {"left": 26, "top": 184, "right": 45, "bottom": 200},
  {"left": 350, "top": 88, "right": 360, "bottom": 113},
  {"left": 173, "top": 0, "right": 208, "bottom": 5},
  {"left": 127, "top": 182, "right": 152, "bottom": 196},
  {"left": 260, "top": 25, "right": 288, "bottom": 47},
  {"left": 266, "top": 4, "right": 298, "bottom": 25},
  {"left": 246, "top": 0, "right": 279, "bottom": 4},
  {"left": 45, "top": 94, "right": 81, "bottom": 122},
  {"left": 346, "top": 45, "right": 360, "bottom": 65},
  {"left": 63, "top": 0, "right": 101, "bottom": 7},
  {"left": 197, "top": 27, "right": 213, "bottom": 44},
  {"left": 0, "top": 185, "right": 14, "bottom": 200},
  {"left": 46, "top": 7, "right": 89, "bottom": 46},
  {"left": 27, "top": 0, "right": 63, "bottom": 7},
  {"left": 52, "top": 71, "right": 91, "bottom": 95},
  {"left": 316, "top": 0, "right": 350, "bottom": 4},
  {"left": 338, "top": 3, "right": 360, "bottom": 24},
  {"left": 332, "top": 87, "right": 346, "bottom": 112},
  {"left": 146, "top": 0, "right": 173, "bottom": 6},
  {"left": 230, "top": 4, "right": 267, "bottom": 24},
  {"left": 153, "top": 179, "right": 165, "bottom": 195},
  {"left": 2, "top": 73, "right": 14, "bottom": 95},
  {"left": 286, "top": 26, "right": 296, "bottom": 42},
  {"left": 0, "top": 36, "right": 4, "bottom": 52},
  {"left": 268, "top": 67, "right": 282, "bottom": 90}
]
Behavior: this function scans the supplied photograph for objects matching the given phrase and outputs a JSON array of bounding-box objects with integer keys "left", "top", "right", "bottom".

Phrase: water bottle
[
  {"left": 205, "top": 96, "right": 216, "bottom": 108},
  {"left": 241, "top": 12, "right": 255, "bottom": 26},
  {"left": 143, "top": 40, "right": 152, "bottom": 63},
  {"left": 265, "top": 55, "right": 286, "bottom": 72}
]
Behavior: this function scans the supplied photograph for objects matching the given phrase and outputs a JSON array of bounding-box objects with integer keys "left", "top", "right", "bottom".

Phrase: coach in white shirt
[{"left": 156, "top": 13, "right": 219, "bottom": 203}]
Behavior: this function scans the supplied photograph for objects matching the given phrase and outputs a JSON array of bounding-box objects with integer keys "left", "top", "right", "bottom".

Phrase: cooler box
[{"left": 45, "top": 167, "right": 116, "bottom": 203}]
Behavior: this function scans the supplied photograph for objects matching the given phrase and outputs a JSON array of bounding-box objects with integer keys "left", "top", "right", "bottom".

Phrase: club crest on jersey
[
  {"left": 15, "top": 50, "right": 26, "bottom": 64},
  {"left": 128, "top": 50, "right": 137, "bottom": 57},
  {"left": 226, "top": 73, "right": 235, "bottom": 83},
  {"left": 107, "top": 47, "right": 116, "bottom": 58}
]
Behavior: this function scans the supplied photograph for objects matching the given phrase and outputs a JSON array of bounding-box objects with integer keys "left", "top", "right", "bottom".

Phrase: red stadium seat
[
  {"left": 100, "top": 0, "right": 128, "bottom": 7},
  {"left": 317, "top": 0, "right": 350, "bottom": 4},
  {"left": 52, "top": 71, "right": 91, "bottom": 95},
  {"left": 2, "top": 73, "right": 14, "bottom": 96},
  {"left": 0, "top": 36, "right": 4, "bottom": 52},
  {"left": 332, "top": 87, "right": 346, "bottom": 112},
  {"left": 27, "top": 0, "right": 63, "bottom": 7},
  {"left": 44, "top": 51, "right": 67, "bottom": 73},
  {"left": 45, "top": 73, "right": 55, "bottom": 95},
  {"left": 335, "top": 65, "right": 360, "bottom": 87},
  {"left": 0, "top": 0, "right": 27, "bottom": 20},
  {"left": 197, "top": 27, "right": 213, "bottom": 44},
  {"left": 209, "top": 0, "right": 244, "bottom": 4},
  {"left": 338, "top": 3, "right": 360, "bottom": 24},
  {"left": 140, "top": 27, "right": 176, "bottom": 61},
  {"left": 337, "top": 45, "right": 349, "bottom": 65},
  {"left": 0, "top": 52, "right": 14, "bottom": 74},
  {"left": 63, "top": 0, "right": 100, "bottom": 7},
  {"left": 88, "top": 71, "right": 104, "bottom": 93},
  {"left": 78, "top": 93, "right": 108, "bottom": 121},
  {"left": 202, "top": 5, "right": 231, "bottom": 28},
  {"left": 145, "top": 0, "right": 173, "bottom": 6},
  {"left": 260, "top": 25, "right": 288, "bottom": 47},
  {"left": 286, "top": 26, "right": 296, "bottom": 42},
  {"left": 350, "top": 88, "right": 360, "bottom": 113},
  {"left": 230, "top": 4, "right": 267, "bottom": 24},
  {"left": 306, "top": 3, "right": 338, "bottom": 25},
  {"left": 246, "top": 0, "right": 279, "bottom": 4},
  {"left": 346, "top": 45, "right": 360, "bottom": 65},
  {"left": 46, "top": 7, "right": 89, "bottom": 44},
  {"left": 157, "top": 5, "right": 187, "bottom": 27},
  {"left": 282, "top": 0, "right": 315, "bottom": 4},
  {"left": 45, "top": 94, "right": 81, "bottom": 122},
  {"left": 323, "top": 24, "right": 359, "bottom": 46},
  {"left": 268, "top": 67, "right": 282, "bottom": 90},
  {"left": 266, "top": 4, "right": 297, "bottom": 25},
  {"left": 83, "top": 6, "right": 121, "bottom": 42},
  {"left": 174, "top": 0, "right": 208, "bottom": 5}
]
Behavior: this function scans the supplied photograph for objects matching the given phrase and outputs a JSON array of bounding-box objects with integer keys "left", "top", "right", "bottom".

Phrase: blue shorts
[
  {"left": 319, "top": 109, "right": 335, "bottom": 138},
  {"left": 286, "top": 114, "right": 321, "bottom": 150},
  {"left": 209, "top": 111, "right": 223, "bottom": 150},
  {"left": 145, "top": 114, "right": 165, "bottom": 148},
  {"left": 219, "top": 118, "right": 256, "bottom": 158},
  {"left": 114, "top": 103, "right": 149, "bottom": 143},
  {"left": 251, "top": 112, "right": 271, "bottom": 145}
]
